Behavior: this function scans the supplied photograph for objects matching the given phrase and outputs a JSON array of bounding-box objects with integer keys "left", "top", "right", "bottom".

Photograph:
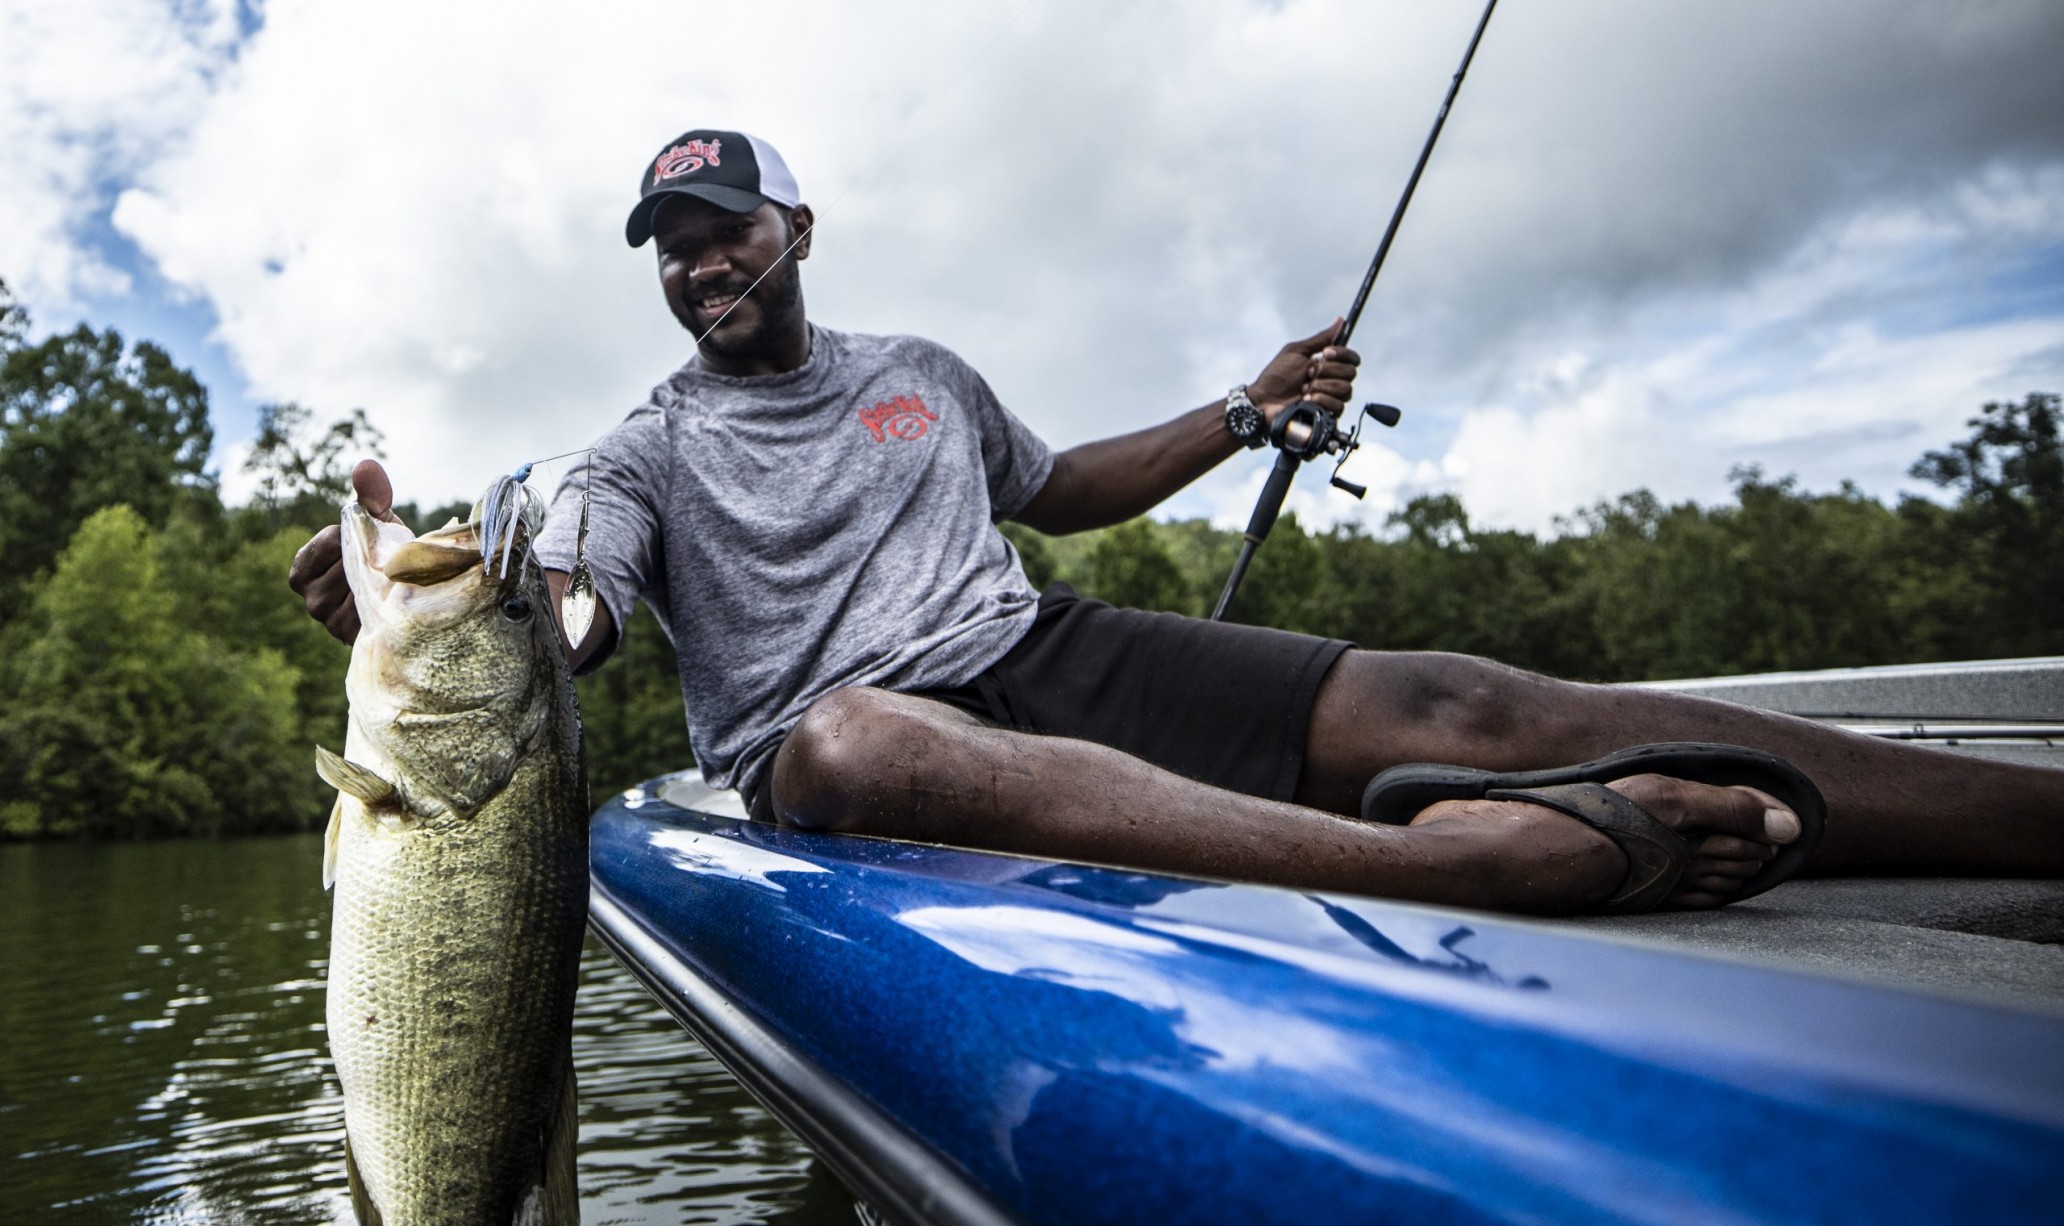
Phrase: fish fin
[
  {"left": 315, "top": 746, "right": 397, "bottom": 808},
  {"left": 322, "top": 794, "right": 344, "bottom": 890},
  {"left": 344, "top": 1132, "right": 384, "bottom": 1225},
  {"left": 513, "top": 1051, "right": 580, "bottom": 1225}
]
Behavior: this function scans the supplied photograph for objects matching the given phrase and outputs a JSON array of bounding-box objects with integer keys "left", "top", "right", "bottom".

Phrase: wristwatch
[{"left": 1225, "top": 384, "right": 1266, "bottom": 449}]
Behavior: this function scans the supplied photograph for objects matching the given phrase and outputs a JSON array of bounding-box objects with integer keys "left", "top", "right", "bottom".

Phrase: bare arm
[{"left": 1011, "top": 322, "right": 1362, "bottom": 536}]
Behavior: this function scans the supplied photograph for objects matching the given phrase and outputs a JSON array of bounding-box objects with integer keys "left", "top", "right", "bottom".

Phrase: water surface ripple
[{"left": 1, "top": 835, "right": 856, "bottom": 1223}]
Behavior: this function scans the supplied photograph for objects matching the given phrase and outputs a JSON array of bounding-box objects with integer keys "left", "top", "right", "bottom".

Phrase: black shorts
[{"left": 749, "top": 584, "right": 1351, "bottom": 820}]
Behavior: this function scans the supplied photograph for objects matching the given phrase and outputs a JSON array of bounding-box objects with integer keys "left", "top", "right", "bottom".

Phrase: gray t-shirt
[{"left": 533, "top": 324, "right": 1054, "bottom": 796}]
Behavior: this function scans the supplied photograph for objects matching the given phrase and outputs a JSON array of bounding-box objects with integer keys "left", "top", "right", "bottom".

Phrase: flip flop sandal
[{"left": 1359, "top": 742, "right": 1827, "bottom": 914}]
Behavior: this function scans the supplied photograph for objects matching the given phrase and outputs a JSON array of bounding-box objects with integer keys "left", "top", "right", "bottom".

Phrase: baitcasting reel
[
  {"left": 1269, "top": 399, "right": 1403, "bottom": 500},
  {"left": 1209, "top": 398, "right": 1403, "bottom": 621}
]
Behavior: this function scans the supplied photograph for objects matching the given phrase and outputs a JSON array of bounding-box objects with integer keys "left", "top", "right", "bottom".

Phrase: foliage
[
  {"left": 0, "top": 507, "right": 312, "bottom": 838},
  {"left": 0, "top": 280, "right": 23, "bottom": 350},
  {"left": 576, "top": 605, "right": 698, "bottom": 801},
  {"left": 1086, "top": 518, "right": 1189, "bottom": 613},
  {"left": 1906, "top": 392, "right": 2064, "bottom": 656},
  {"left": 243, "top": 401, "right": 385, "bottom": 528},
  {"left": 1019, "top": 401, "right": 2064, "bottom": 684},
  {"left": 0, "top": 287, "right": 214, "bottom": 622},
  {"left": 0, "top": 274, "right": 2054, "bottom": 837},
  {"left": 998, "top": 520, "right": 1057, "bottom": 590}
]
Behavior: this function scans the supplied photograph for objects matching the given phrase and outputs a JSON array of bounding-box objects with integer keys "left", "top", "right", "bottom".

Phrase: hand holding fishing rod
[{"left": 1211, "top": 0, "right": 1499, "bottom": 621}]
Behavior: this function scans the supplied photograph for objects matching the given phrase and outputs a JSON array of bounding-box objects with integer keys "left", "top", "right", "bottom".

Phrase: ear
[{"left": 789, "top": 204, "right": 814, "bottom": 260}]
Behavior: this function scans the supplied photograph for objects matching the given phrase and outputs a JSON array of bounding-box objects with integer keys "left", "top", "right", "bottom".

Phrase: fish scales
[{"left": 322, "top": 503, "right": 587, "bottom": 1223}]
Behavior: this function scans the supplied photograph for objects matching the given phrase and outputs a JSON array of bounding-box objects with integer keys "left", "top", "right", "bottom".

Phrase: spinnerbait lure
[{"left": 477, "top": 448, "right": 596, "bottom": 641}]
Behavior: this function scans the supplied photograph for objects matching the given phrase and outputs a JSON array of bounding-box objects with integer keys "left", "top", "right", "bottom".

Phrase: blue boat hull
[{"left": 589, "top": 781, "right": 2064, "bottom": 1225}]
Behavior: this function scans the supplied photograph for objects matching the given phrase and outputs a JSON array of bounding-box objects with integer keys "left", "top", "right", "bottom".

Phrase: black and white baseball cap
[{"left": 624, "top": 129, "right": 801, "bottom": 247}]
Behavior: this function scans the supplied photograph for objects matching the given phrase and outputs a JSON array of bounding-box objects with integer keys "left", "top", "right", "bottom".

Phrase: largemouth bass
[{"left": 317, "top": 502, "right": 586, "bottom": 1224}]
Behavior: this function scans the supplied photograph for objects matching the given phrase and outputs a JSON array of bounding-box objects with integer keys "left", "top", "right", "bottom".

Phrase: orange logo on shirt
[{"left": 858, "top": 394, "right": 938, "bottom": 442}]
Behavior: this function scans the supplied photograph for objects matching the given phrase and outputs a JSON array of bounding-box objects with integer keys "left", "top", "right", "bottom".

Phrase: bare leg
[
  {"left": 1298, "top": 651, "right": 2064, "bottom": 876},
  {"left": 769, "top": 688, "right": 1792, "bottom": 915}
]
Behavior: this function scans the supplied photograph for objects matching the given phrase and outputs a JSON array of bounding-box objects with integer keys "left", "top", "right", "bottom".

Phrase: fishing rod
[{"left": 1211, "top": 0, "right": 1501, "bottom": 622}]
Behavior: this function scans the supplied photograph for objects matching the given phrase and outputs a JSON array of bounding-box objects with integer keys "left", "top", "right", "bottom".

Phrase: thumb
[
  {"left": 1288, "top": 317, "right": 1344, "bottom": 357},
  {"left": 351, "top": 459, "right": 400, "bottom": 524}
]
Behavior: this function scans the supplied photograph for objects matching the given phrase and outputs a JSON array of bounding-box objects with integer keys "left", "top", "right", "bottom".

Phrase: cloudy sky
[{"left": 6, "top": 0, "right": 2061, "bottom": 532}]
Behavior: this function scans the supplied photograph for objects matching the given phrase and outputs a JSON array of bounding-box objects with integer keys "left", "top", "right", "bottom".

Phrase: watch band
[{"left": 1225, "top": 384, "right": 1266, "bottom": 449}]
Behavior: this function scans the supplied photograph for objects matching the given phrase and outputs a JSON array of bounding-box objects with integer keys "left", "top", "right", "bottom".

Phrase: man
[{"left": 292, "top": 129, "right": 2061, "bottom": 915}]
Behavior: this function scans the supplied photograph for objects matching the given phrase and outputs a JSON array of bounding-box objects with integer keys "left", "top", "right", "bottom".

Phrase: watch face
[{"left": 1228, "top": 401, "right": 1264, "bottom": 441}]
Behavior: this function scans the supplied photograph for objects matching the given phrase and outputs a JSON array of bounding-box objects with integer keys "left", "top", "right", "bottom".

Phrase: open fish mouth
[{"left": 341, "top": 503, "right": 492, "bottom": 633}]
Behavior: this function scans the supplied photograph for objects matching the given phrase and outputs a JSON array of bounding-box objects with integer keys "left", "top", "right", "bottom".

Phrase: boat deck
[
  {"left": 1561, "top": 877, "right": 2064, "bottom": 1015},
  {"left": 1612, "top": 656, "right": 2064, "bottom": 1013},
  {"left": 591, "top": 658, "right": 2064, "bottom": 1224}
]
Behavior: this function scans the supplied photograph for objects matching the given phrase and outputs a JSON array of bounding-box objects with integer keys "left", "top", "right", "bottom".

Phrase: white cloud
[
  {"left": 214, "top": 436, "right": 259, "bottom": 507},
  {"left": 1184, "top": 166, "right": 2064, "bottom": 537},
  {"left": 1422, "top": 175, "right": 2064, "bottom": 534},
  {"left": 0, "top": 0, "right": 242, "bottom": 307},
  {"left": 7, "top": 0, "right": 2063, "bottom": 527}
]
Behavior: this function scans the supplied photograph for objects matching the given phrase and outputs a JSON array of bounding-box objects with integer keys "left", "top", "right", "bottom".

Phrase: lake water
[{"left": 0, "top": 835, "right": 860, "bottom": 1223}]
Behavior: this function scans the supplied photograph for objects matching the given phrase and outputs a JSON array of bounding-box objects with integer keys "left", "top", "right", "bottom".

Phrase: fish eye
[{"left": 500, "top": 593, "right": 533, "bottom": 622}]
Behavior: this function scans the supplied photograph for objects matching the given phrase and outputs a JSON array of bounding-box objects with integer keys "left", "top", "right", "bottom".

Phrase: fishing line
[
  {"left": 520, "top": 447, "right": 603, "bottom": 472},
  {"left": 690, "top": 0, "right": 1043, "bottom": 346},
  {"left": 481, "top": 0, "right": 1045, "bottom": 581}
]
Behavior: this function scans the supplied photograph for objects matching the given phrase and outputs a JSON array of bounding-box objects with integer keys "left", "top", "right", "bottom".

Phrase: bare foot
[{"left": 1406, "top": 773, "right": 1802, "bottom": 914}]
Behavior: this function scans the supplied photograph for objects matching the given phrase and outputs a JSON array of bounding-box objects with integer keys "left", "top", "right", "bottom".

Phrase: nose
[{"left": 689, "top": 249, "right": 732, "bottom": 283}]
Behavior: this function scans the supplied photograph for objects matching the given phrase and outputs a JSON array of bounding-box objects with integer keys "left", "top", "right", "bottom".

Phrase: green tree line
[
  {"left": 1, "top": 280, "right": 2057, "bottom": 838},
  {"left": 1007, "top": 402, "right": 2062, "bottom": 682}
]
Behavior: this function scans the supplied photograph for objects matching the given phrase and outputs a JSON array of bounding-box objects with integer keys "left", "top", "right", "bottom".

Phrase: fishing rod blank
[{"left": 1211, "top": 0, "right": 1500, "bottom": 623}]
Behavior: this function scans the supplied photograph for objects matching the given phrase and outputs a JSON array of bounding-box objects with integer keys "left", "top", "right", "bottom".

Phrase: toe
[
  {"left": 1666, "top": 888, "right": 1727, "bottom": 910},
  {"left": 1741, "top": 786, "right": 1802, "bottom": 844},
  {"left": 1608, "top": 774, "right": 1805, "bottom": 909},
  {"left": 1694, "top": 834, "right": 1777, "bottom": 862},
  {"left": 1608, "top": 774, "right": 1789, "bottom": 848},
  {"left": 1685, "top": 864, "right": 1755, "bottom": 890},
  {"left": 1667, "top": 862, "right": 1769, "bottom": 909},
  {"left": 1684, "top": 854, "right": 1759, "bottom": 880}
]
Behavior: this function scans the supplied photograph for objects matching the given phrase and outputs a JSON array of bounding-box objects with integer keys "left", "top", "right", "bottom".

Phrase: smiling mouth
[{"left": 694, "top": 289, "right": 746, "bottom": 322}]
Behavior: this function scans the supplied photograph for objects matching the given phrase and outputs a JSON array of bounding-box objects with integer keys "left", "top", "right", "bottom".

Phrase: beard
[{"left": 693, "top": 256, "right": 806, "bottom": 363}]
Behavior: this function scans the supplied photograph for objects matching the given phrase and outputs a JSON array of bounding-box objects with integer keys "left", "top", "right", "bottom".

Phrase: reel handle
[{"left": 1324, "top": 402, "right": 1397, "bottom": 498}]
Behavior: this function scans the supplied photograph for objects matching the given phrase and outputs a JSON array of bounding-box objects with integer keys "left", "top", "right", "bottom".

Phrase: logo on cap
[{"left": 655, "top": 138, "right": 722, "bottom": 180}]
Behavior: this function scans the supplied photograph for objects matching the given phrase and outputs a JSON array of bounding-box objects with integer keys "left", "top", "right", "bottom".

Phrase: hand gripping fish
[{"left": 317, "top": 497, "right": 587, "bottom": 1224}]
